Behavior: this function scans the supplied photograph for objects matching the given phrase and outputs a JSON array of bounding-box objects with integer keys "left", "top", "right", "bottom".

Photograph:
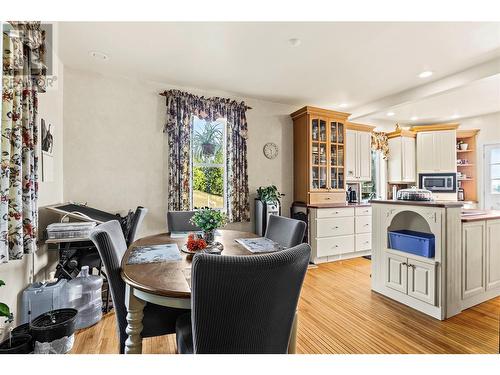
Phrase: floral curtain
[
  {"left": 371, "top": 131, "right": 389, "bottom": 159},
  {"left": 1, "top": 22, "right": 45, "bottom": 263},
  {"left": 162, "top": 89, "right": 250, "bottom": 223}
]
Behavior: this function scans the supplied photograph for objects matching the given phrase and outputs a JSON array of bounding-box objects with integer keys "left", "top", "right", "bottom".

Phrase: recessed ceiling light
[
  {"left": 288, "top": 38, "right": 301, "bottom": 47},
  {"left": 387, "top": 112, "right": 395, "bottom": 117},
  {"left": 418, "top": 70, "right": 433, "bottom": 78},
  {"left": 410, "top": 116, "right": 418, "bottom": 121},
  {"left": 89, "top": 51, "right": 109, "bottom": 61},
  {"left": 451, "top": 114, "right": 460, "bottom": 119},
  {"left": 338, "top": 103, "right": 348, "bottom": 108}
]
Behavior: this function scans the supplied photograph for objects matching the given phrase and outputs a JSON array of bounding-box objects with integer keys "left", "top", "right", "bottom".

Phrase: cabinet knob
[
  {"left": 333, "top": 226, "right": 339, "bottom": 229},
  {"left": 365, "top": 241, "right": 369, "bottom": 244},
  {"left": 325, "top": 197, "right": 331, "bottom": 200},
  {"left": 402, "top": 262, "right": 407, "bottom": 266},
  {"left": 364, "top": 223, "right": 369, "bottom": 226}
]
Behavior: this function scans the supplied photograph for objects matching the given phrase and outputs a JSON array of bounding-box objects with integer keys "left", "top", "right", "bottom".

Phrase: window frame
[{"left": 189, "top": 116, "right": 228, "bottom": 211}]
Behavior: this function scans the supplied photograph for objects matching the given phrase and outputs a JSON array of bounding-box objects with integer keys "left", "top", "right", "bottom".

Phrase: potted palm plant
[
  {"left": 0, "top": 280, "right": 33, "bottom": 354},
  {"left": 193, "top": 121, "right": 223, "bottom": 159}
]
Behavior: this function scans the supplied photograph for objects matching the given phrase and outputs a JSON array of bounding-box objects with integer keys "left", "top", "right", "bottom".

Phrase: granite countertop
[
  {"left": 369, "top": 199, "right": 463, "bottom": 208},
  {"left": 293, "top": 201, "right": 371, "bottom": 209},
  {"left": 461, "top": 210, "right": 500, "bottom": 222}
]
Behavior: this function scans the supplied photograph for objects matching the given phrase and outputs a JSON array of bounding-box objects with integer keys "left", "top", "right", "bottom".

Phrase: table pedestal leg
[
  {"left": 288, "top": 311, "right": 298, "bottom": 354},
  {"left": 125, "top": 285, "right": 145, "bottom": 354}
]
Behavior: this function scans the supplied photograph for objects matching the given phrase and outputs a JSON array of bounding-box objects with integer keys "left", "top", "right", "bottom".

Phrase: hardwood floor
[{"left": 72, "top": 257, "right": 500, "bottom": 354}]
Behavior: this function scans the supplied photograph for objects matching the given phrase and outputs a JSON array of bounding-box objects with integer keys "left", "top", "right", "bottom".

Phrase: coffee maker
[{"left": 346, "top": 186, "right": 358, "bottom": 203}]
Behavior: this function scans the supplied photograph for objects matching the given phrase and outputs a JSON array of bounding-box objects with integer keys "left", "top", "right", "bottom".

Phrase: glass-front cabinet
[
  {"left": 291, "top": 106, "right": 350, "bottom": 205},
  {"left": 310, "top": 116, "right": 345, "bottom": 192}
]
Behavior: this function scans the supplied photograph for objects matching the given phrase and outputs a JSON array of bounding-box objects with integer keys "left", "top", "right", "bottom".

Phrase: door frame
[{"left": 483, "top": 143, "right": 500, "bottom": 210}]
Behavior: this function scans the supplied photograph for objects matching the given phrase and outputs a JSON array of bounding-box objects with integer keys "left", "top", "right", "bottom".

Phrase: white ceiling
[
  {"left": 371, "top": 74, "right": 500, "bottom": 124},
  {"left": 58, "top": 22, "right": 500, "bottom": 122}
]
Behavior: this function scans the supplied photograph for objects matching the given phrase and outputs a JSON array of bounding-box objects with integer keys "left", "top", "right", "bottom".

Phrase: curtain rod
[{"left": 158, "top": 91, "right": 252, "bottom": 110}]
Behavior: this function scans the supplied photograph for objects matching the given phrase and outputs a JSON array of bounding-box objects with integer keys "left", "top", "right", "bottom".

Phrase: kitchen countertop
[
  {"left": 294, "top": 202, "right": 371, "bottom": 208},
  {"left": 461, "top": 210, "right": 500, "bottom": 222},
  {"left": 370, "top": 199, "right": 463, "bottom": 208}
]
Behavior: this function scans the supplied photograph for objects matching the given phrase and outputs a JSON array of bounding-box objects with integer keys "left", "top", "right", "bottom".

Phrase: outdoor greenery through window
[{"left": 191, "top": 116, "right": 226, "bottom": 209}]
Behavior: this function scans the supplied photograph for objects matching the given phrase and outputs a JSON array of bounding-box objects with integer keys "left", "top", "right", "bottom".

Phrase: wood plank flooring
[{"left": 72, "top": 257, "right": 500, "bottom": 354}]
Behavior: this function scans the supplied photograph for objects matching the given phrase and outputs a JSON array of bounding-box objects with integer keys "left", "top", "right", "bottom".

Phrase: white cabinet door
[
  {"left": 407, "top": 259, "right": 436, "bottom": 305},
  {"left": 417, "top": 132, "right": 436, "bottom": 173},
  {"left": 462, "top": 221, "right": 486, "bottom": 299},
  {"left": 486, "top": 220, "right": 500, "bottom": 290},
  {"left": 358, "top": 131, "right": 372, "bottom": 181},
  {"left": 385, "top": 253, "right": 407, "bottom": 294},
  {"left": 345, "top": 129, "right": 357, "bottom": 181},
  {"left": 436, "top": 130, "right": 457, "bottom": 172},
  {"left": 402, "top": 137, "right": 416, "bottom": 182},
  {"left": 388, "top": 137, "right": 402, "bottom": 183}
]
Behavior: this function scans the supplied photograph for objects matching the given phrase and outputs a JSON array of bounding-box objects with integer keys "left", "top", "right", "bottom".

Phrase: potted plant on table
[
  {"left": 257, "top": 185, "right": 284, "bottom": 205},
  {"left": 190, "top": 207, "right": 227, "bottom": 244},
  {"left": 0, "top": 280, "right": 33, "bottom": 354}
]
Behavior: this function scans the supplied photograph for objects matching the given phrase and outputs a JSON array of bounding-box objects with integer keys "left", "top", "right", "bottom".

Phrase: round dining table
[{"left": 120, "top": 229, "right": 298, "bottom": 354}]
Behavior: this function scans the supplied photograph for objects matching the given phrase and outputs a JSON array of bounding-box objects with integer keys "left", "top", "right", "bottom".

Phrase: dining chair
[
  {"left": 126, "top": 206, "right": 148, "bottom": 245},
  {"left": 167, "top": 210, "right": 201, "bottom": 232},
  {"left": 264, "top": 215, "right": 307, "bottom": 248},
  {"left": 175, "top": 243, "right": 311, "bottom": 354},
  {"left": 89, "top": 220, "right": 189, "bottom": 354}
]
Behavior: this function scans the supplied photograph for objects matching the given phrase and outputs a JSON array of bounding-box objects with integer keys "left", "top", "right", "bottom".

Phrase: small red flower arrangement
[{"left": 186, "top": 233, "right": 207, "bottom": 252}]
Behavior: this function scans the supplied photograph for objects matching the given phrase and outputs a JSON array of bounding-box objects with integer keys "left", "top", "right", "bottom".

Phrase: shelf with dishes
[{"left": 456, "top": 129, "right": 480, "bottom": 203}]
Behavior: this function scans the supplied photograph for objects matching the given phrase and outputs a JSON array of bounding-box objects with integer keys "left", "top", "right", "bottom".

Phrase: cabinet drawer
[
  {"left": 356, "top": 233, "right": 372, "bottom": 251},
  {"left": 355, "top": 216, "right": 372, "bottom": 234},
  {"left": 316, "top": 207, "right": 354, "bottom": 218},
  {"left": 316, "top": 235, "right": 355, "bottom": 257},
  {"left": 355, "top": 206, "right": 372, "bottom": 216},
  {"left": 309, "top": 192, "right": 345, "bottom": 205},
  {"left": 316, "top": 217, "right": 354, "bottom": 237}
]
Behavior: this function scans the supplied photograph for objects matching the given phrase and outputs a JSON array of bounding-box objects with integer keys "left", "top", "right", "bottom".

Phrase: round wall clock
[{"left": 263, "top": 142, "right": 279, "bottom": 159}]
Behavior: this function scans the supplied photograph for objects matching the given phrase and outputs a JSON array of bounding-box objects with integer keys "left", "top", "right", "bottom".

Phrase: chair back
[
  {"left": 265, "top": 215, "right": 306, "bottom": 248},
  {"left": 126, "top": 206, "right": 148, "bottom": 245},
  {"left": 167, "top": 210, "right": 200, "bottom": 232},
  {"left": 190, "top": 243, "right": 311, "bottom": 354},
  {"left": 89, "top": 220, "right": 129, "bottom": 353}
]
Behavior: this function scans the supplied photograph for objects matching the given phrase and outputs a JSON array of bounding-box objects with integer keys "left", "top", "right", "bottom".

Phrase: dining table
[{"left": 120, "top": 229, "right": 298, "bottom": 354}]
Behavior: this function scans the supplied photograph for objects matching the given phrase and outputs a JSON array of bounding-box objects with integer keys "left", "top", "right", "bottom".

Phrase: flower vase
[{"left": 202, "top": 230, "right": 215, "bottom": 244}]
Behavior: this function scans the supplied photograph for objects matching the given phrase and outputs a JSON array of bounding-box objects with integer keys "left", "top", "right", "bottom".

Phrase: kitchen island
[{"left": 370, "top": 200, "right": 500, "bottom": 320}]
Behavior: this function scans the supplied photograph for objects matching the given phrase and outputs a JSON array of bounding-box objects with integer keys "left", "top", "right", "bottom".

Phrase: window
[
  {"left": 191, "top": 116, "right": 226, "bottom": 210},
  {"left": 361, "top": 150, "right": 387, "bottom": 200},
  {"left": 489, "top": 147, "right": 500, "bottom": 194}
]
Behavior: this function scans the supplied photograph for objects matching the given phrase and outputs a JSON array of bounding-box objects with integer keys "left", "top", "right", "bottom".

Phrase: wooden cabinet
[
  {"left": 387, "top": 129, "right": 416, "bottom": 183},
  {"left": 462, "top": 221, "right": 486, "bottom": 299},
  {"left": 461, "top": 219, "right": 500, "bottom": 309},
  {"left": 291, "top": 106, "right": 350, "bottom": 204},
  {"left": 456, "top": 129, "right": 480, "bottom": 203},
  {"left": 414, "top": 125, "right": 458, "bottom": 173},
  {"left": 407, "top": 259, "right": 436, "bottom": 305},
  {"left": 486, "top": 220, "right": 500, "bottom": 290},
  {"left": 309, "top": 205, "right": 372, "bottom": 263},
  {"left": 345, "top": 124, "right": 374, "bottom": 182},
  {"left": 385, "top": 251, "right": 436, "bottom": 306}
]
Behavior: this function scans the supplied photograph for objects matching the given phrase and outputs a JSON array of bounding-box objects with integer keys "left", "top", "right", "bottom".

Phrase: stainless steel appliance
[
  {"left": 418, "top": 173, "right": 457, "bottom": 193},
  {"left": 396, "top": 187, "right": 433, "bottom": 201},
  {"left": 254, "top": 199, "right": 280, "bottom": 236}
]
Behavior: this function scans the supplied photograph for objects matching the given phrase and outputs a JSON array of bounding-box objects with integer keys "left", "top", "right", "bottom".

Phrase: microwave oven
[{"left": 419, "top": 173, "right": 457, "bottom": 193}]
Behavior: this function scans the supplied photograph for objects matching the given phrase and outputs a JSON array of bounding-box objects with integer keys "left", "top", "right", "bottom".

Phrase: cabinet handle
[
  {"left": 335, "top": 211, "right": 339, "bottom": 214},
  {"left": 408, "top": 264, "right": 415, "bottom": 269},
  {"left": 364, "top": 241, "right": 369, "bottom": 244},
  {"left": 364, "top": 223, "right": 369, "bottom": 226},
  {"left": 325, "top": 197, "right": 331, "bottom": 200},
  {"left": 402, "top": 262, "right": 407, "bottom": 266},
  {"left": 333, "top": 245, "right": 339, "bottom": 248},
  {"left": 333, "top": 226, "right": 339, "bottom": 229}
]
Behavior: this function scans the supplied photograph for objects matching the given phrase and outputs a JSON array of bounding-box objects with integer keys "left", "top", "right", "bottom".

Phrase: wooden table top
[{"left": 121, "top": 229, "right": 258, "bottom": 299}]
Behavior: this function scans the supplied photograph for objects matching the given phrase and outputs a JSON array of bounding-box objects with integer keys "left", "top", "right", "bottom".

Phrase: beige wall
[
  {"left": 459, "top": 112, "right": 500, "bottom": 208},
  {"left": 0, "top": 30, "right": 64, "bottom": 335},
  {"left": 63, "top": 67, "right": 297, "bottom": 237}
]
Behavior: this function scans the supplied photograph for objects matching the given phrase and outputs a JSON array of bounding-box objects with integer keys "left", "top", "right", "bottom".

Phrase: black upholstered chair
[
  {"left": 126, "top": 206, "right": 148, "bottom": 245},
  {"left": 167, "top": 210, "right": 201, "bottom": 232},
  {"left": 89, "top": 220, "right": 188, "bottom": 354},
  {"left": 175, "top": 243, "right": 311, "bottom": 354},
  {"left": 265, "top": 215, "right": 307, "bottom": 248}
]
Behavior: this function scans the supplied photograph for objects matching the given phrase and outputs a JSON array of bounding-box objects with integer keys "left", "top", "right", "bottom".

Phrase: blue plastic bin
[{"left": 388, "top": 230, "right": 435, "bottom": 258}]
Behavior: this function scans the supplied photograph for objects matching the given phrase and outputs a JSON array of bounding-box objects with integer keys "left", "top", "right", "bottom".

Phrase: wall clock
[{"left": 263, "top": 142, "right": 279, "bottom": 159}]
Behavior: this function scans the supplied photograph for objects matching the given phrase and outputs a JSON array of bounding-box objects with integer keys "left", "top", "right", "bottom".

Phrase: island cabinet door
[
  {"left": 385, "top": 253, "right": 408, "bottom": 294},
  {"left": 486, "top": 220, "right": 500, "bottom": 290},
  {"left": 407, "top": 259, "right": 436, "bottom": 306},
  {"left": 462, "top": 221, "right": 486, "bottom": 299}
]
